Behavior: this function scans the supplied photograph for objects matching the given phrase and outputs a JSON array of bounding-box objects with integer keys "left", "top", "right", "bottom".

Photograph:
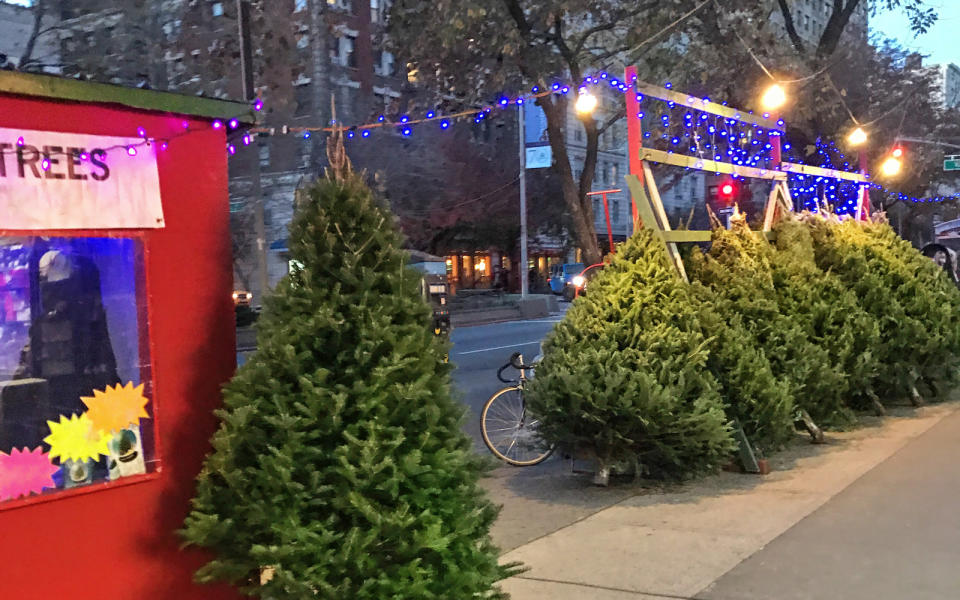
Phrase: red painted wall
[{"left": 0, "top": 93, "right": 240, "bottom": 599}]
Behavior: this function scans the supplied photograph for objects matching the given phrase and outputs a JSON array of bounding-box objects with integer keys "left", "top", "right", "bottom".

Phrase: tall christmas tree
[
  {"left": 688, "top": 214, "right": 853, "bottom": 428},
  {"left": 181, "top": 133, "right": 511, "bottom": 598},
  {"left": 771, "top": 217, "right": 882, "bottom": 414},
  {"left": 527, "top": 230, "right": 736, "bottom": 479},
  {"left": 807, "top": 217, "right": 960, "bottom": 402}
]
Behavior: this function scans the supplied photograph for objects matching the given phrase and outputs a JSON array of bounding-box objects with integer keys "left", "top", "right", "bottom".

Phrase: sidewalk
[{"left": 486, "top": 402, "right": 960, "bottom": 599}]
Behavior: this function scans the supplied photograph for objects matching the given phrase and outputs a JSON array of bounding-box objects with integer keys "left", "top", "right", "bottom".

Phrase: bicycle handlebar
[
  {"left": 496, "top": 359, "right": 538, "bottom": 384},
  {"left": 496, "top": 363, "right": 514, "bottom": 384}
]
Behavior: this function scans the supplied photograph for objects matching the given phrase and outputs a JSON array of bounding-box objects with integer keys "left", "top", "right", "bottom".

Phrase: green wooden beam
[
  {"left": 0, "top": 70, "right": 254, "bottom": 123},
  {"left": 633, "top": 81, "right": 784, "bottom": 131},
  {"left": 639, "top": 147, "right": 787, "bottom": 181},
  {"left": 661, "top": 230, "right": 711, "bottom": 243},
  {"left": 780, "top": 161, "right": 868, "bottom": 183}
]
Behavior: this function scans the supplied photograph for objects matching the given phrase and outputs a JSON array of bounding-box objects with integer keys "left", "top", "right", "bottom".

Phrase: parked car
[
  {"left": 548, "top": 263, "right": 585, "bottom": 295},
  {"left": 921, "top": 243, "right": 959, "bottom": 285},
  {"left": 232, "top": 290, "right": 253, "bottom": 306},
  {"left": 564, "top": 263, "right": 605, "bottom": 301}
]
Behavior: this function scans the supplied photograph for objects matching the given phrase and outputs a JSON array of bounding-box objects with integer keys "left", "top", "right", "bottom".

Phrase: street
[{"left": 449, "top": 312, "right": 565, "bottom": 451}]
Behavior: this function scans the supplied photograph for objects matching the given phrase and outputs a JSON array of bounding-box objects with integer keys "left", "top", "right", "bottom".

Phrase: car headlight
[{"left": 572, "top": 275, "right": 586, "bottom": 287}]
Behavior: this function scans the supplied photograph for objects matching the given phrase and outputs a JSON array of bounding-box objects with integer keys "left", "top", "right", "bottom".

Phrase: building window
[
  {"left": 340, "top": 36, "right": 356, "bottom": 68},
  {"left": 259, "top": 143, "right": 270, "bottom": 169},
  {"left": 212, "top": 2, "right": 224, "bottom": 17},
  {"left": 0, "top": 237, "right": 155, "bottom": 505},
  {"left": 612, "top": 199, "right": 620, "bottom": 223},
  {"left": 377, "top": 51, "right": 395, "bottom": 76},
  {"left": 295, "top": 83, "right": 312, "bottom": 117},
  {"left": 327, "top": 0, "right": 352, "bottom": 11}
]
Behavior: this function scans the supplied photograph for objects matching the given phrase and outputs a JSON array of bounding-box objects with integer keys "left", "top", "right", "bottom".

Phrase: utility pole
[
  {"left": 236, "top": 0, "right": 269, "bottom": 303},
  {"left": 519, "top": 103, "right": 529, "bottom": 298}
]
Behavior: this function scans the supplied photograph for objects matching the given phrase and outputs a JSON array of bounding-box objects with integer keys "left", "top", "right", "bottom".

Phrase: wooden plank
[
  {"left": 0, "top": 70, "right": 254, "bottom": 123},
  {"left": 624, "top": 174, "right": 660, "bottom": 231},
  {"left": 780, "top": 161, "right": 868, "bottom": 183},
  {"left": 642, "top": 162, "right": 689, "bottom": 282},
  {"left": 762, "top": 182, "right": 781, "bottom": 232},
  {"left": 639, "top": 147, "right": 787, "bottom": 181},
  {"left": 662, "top": 230, "right": 712, "bottom": 242},
  {"left": 633, "top": 81, "right": 784, "bottom": 131}
]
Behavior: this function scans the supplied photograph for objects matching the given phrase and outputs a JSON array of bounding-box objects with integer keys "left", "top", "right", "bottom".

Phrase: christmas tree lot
[
  {"left": 181, "top": 135, "right": 513, "bottom": 598},
  {"left": 525, "top": 230, "right": 737, "bottom": 478},
  {"left": 529, "top": 210, "right": 960, "bottom": 480}
]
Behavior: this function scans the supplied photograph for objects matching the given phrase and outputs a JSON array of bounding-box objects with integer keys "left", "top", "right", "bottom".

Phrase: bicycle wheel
[{"left": 481, "top": 386, "right": 554, "bottom": 466}]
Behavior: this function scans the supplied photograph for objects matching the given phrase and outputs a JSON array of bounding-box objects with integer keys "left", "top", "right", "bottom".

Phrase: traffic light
[{"left": 717, "top": 179, "right": 738, "bottom": 205}]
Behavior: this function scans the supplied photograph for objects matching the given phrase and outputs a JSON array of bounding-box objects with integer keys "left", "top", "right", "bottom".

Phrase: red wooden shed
[{"left": 0, "top": 70, "right": 250, "bottom": 598}]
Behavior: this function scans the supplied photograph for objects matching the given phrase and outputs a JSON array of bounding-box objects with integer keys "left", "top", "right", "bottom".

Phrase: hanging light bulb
[
  {"left": 575, "top": 90, "right": 598, "bottom": 115},
  {"left": 848, "top": 127, "right": 868, "bottom": 146},
  {"left": 760, "top": 83, "right": 787, "bottom": 111},
  {"left": 881, "top": 156, "right": 902, "bottom": 177}
]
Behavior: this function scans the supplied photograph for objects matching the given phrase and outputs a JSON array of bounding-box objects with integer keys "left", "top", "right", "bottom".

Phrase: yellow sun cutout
[
  {"left": 44, "top": 414, "right": 111, "bottom": 463},
  {"left": 81, "top": 382, "right": 150, "bottom": 435}
]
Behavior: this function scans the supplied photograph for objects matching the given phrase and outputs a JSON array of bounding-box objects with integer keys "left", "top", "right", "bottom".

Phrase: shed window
[{"left": 0, "top": 236, "right": 155, "bottom": 505}]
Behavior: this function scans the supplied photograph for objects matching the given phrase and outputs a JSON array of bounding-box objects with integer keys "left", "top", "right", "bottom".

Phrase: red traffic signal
[{"left": 717, "top": 179, "right": 738, "bottom": 204}]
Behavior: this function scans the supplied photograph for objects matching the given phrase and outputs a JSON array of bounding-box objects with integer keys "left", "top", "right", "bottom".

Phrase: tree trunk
[{"left": 539, "top": 95, "right": 602, "bottom": 265}]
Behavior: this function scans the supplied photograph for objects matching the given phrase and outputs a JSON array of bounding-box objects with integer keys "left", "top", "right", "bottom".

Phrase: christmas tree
[
  {"left": 688, "top": 214, "right": 853, "bottom": 428},
  {"left": 181, "top": 134, "right": 512, "bottom": 598},
  {"left": 692, "top": 291, "right": 796, "bottom": 453},
  {"left": 527, "top": 230, "right": 736, "bottom": 479},
  {"left": 807, "top": 217, "right": 960, "bottom": 402},
  {"left": 771, "top": 217, "right": 882, "bottom": 414}
]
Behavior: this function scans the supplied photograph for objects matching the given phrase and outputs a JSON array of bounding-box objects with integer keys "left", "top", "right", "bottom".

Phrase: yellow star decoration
[
  {"left": 44, "top": 414, "right": 111, "bottom": 463},
  {"left": 81, "top": 382, "right": 150, "bottom": 435}
]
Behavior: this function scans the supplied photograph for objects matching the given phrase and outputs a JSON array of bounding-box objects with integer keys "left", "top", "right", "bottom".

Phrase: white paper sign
[{"left": 0, "top": 127, "right": 164, "bottom": 229}]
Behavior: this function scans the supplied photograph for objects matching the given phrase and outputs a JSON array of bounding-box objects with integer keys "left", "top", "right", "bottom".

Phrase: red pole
[
  {"left": 601, "top": 192, "right": 615, "bottom": 254},
  {"left": 625, "top": 66, "right": 642, "bottom": 230},
  {"left": 770, "top": 131, "right": 782, "bottom": 168}
]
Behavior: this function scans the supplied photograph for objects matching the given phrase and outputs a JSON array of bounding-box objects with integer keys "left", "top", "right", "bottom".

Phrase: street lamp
[
  {"left": 848, "top": 127, "right": 868, "bottom": 146},
  {"left": 761, "top": 83, "right": 787, "bottom": 111},
  {"left": 881, "top": 155, "right": 902, "bottom": 177},
  {"left": 575, "top": 90, "right": 598, "bottom": 115}
]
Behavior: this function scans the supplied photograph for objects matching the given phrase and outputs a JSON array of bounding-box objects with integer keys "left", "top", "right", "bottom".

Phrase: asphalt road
[{"left": 449, "top": 312, "right": 566, "bottom": 451}]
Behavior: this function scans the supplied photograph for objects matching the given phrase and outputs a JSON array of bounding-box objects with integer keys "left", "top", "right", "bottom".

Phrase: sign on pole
[
  {"left": 945, "top": 155, "right": 960, "bottom": 171},
  {"left": 524, "top": 104, "right": 552, "bottom": 169},
  {"left": 525, "top": 144, "right": 552, "bottom": 169}
]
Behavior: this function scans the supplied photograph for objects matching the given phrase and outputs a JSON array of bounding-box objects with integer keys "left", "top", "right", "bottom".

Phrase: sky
[{"left": 871, "top": 1, "right": 960, "bottom": 66}]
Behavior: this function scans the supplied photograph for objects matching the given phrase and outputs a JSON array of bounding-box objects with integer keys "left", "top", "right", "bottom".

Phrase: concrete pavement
[
  {"left": 698, "top": 405, "right": 960, "bottom": 600},
  {"left": 490, "top": 402, "right": 960, "bottom": 599}
]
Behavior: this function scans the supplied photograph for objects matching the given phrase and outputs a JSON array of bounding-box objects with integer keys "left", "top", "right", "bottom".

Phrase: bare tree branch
[
  {"left": 19, "top": 0, "right": 46, "bottom": 71},
  {"left": 775, "top": 0, "right": 807, "bottom": 57},
  {"left": 817, "top": 0, "right": 862, "bottom": 59},
  {"left": 597, "top": 109, "right": 624, "bottom": 136},
  {"left": 572, "top": 2, "right": 659, "bottom": 54}
]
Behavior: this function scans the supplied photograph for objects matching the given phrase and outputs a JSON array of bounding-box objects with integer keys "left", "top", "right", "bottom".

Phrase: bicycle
[{"left": 480, "top": 352, "right": 555, "bottom": 466}]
